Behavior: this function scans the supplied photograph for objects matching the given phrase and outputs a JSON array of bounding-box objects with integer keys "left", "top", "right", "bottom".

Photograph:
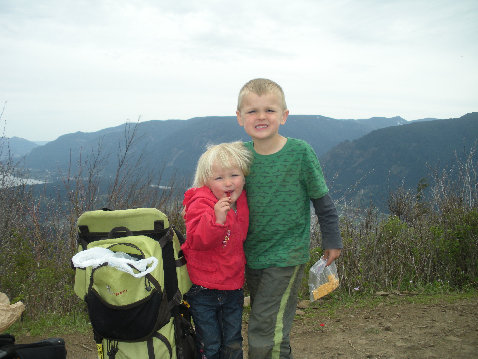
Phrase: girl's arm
[{"left": 185, "top": 198, "right": 228, "bottom": 250}]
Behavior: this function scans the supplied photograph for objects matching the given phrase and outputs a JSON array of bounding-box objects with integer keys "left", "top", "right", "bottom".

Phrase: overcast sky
[{"left": 1, "top": 0, "right": 477, "bottom": 141}]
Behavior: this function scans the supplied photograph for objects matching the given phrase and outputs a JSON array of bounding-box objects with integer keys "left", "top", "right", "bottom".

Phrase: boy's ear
[
  {"left": 280, "top": 109, "right": 289, "bottom": 125},
  {"left": 236, "top": 110, "right": 244, "bottom": 127}
]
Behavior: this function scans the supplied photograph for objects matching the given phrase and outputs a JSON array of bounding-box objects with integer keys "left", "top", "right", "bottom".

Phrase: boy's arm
[{"left": 311, "top": 194, "right": 343, "bottom": 266}]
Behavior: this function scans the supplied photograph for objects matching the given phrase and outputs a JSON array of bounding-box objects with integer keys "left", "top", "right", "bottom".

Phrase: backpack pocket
[
  {"left": 86, "top": 282, "right": 170, "bottom": 341},
  {"left": 83, "top": 237, "right": 171, "bottom": 342}
]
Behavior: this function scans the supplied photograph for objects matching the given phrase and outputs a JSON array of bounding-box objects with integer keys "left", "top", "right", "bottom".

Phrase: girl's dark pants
[{"left": 186, "top": 285, "right": 244, "bottom": 359}]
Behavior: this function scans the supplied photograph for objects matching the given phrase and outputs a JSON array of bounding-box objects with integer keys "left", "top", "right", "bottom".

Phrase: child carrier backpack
[{"left": 72, "top": 208, "right": 197, "bottom": 359}]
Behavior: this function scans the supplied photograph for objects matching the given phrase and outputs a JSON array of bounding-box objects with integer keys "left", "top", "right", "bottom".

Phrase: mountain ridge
[
  {"left": 321, "top": 112, "right": 478, "bottom": 209},
  {"left": 5, "top": 112, "right": 475, "bottom": 211},
  {"left": 0, "top": 136, "right": 39, "bottom": 159},
  {"left": 21, "top": 115, "right": 408, "bottom": 182}
]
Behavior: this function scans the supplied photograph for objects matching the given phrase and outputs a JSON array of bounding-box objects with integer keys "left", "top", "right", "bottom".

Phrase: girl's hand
[{"left": 214, "top": 196, "right": 231, "bottom": 224}]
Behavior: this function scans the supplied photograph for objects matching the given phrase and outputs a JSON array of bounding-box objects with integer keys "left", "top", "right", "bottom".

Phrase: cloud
[{"left": 0, "top": 0, "right": 477, "bottom": 140}]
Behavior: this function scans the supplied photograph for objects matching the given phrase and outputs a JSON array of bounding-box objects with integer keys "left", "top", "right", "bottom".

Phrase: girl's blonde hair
[
  {"left": 193, "top": 141, "right": 253, "bottom": 187},
  {"left": 237, "top": 78, "right": 287, "bottom": 111}
]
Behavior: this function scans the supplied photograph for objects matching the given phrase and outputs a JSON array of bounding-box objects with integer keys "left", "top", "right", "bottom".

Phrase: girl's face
[{"left": 206, "top": 162, "right": 245, "bottom": 204}]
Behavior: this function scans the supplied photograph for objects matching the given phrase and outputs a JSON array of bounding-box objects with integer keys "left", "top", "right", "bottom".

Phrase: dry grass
[{"left": 1, "top": 119, "right": 476, "bottom": 318}]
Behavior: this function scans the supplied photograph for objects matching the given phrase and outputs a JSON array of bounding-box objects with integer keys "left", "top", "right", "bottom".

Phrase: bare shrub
[
  {"left": 0, "top": 120, "right": 185, "bottom": 318},
  {"left": 309, "top": 145, "right": 478, "bottom": 296}
]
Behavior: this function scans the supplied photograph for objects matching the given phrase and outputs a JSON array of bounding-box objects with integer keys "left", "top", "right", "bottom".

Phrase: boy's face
[
  {"left": 206, "top": 162, "right": 245, "bottom": 205},
  {"left": 236, "top": 92, "right": 289, "bottom": 142}
]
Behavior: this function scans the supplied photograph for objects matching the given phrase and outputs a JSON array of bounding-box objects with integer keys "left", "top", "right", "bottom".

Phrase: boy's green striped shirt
[{"left": 244, "top": 138, "right": 328, "bottom": 269}]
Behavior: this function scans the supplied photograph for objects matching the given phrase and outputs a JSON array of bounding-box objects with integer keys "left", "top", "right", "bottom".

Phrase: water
[{"left": 0, "top": 175, "right": 45, "bottom": 188}]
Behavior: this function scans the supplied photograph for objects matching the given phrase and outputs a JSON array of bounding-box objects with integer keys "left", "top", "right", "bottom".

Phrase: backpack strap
[
  {"left": 148, "top": 333, "right": 173, "bottom": 359},
  {"left": 172, "top": 226, "right": 187, "bottom": 266},
  {"left": 172, "top": 226, "right": 186, "bottom": 245},
  {"left": 78, "top": 223, "right": 169, "bottom": 250},
  {"left": 161, "top": 227, "right": 182, "bottom": 309},
  {"left": 93, "top": 332, "right": 105, "bottom": 359},
  {"left": 106, "top": 340, "right": 118, "bottom": 359},
  {"left": 173, "top": 303, "right": 197, "bottom": 359},
  {"left": 107, "top": 227, "right": 133, "bottom": 238},
  {"left": 77, "top": 225, "right": 92, "bottom": 250}
]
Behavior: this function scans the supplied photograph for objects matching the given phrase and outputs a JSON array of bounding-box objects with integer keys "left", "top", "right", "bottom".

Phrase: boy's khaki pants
[{"left": 245, "top": 264, "right": 305, "bottom": 359}]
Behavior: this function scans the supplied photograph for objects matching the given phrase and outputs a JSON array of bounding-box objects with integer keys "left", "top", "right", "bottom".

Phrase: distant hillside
[
  {"left": 24, "top": 115, "right": 405, "bottom": 184},
  {"left": 0, "top": 136, "right": 39, "bottom": 159},
  {"left": 321, "top": 112, "right": 478, "bottom": 210},
  {"left": 413, "top": 118, "right": 441, "bottom": 123}
]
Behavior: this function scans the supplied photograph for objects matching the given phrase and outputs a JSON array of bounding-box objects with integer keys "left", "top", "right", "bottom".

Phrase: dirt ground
[{"left": 16, "top": 293, "right": 478, "bottom": 359}]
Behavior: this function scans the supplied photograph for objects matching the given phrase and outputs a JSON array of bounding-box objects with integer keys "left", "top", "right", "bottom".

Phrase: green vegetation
[
  {"left": 8, "top": 310, "right": 92, "bottom": 337},
  {"left": 305, "top": 144, "right": 478, "bottom": 298},
  {"left": 1, "top": 119, "right": 477, "bottom": 336}
]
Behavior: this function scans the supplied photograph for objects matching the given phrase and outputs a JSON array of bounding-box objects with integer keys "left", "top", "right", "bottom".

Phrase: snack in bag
[{"left": 308, "top": 257, "right": 339, "bottom": 301}]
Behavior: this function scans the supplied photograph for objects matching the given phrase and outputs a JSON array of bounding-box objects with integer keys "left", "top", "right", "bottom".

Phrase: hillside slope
[
  {"left": 24, "top": 115, "right": 404, "bottom": 183},
  {"left": 0, "top": 136, "right": 39, "bottom": 159},
  {"left": 321, "top": 112, "right": 478, "bottom": 209}
]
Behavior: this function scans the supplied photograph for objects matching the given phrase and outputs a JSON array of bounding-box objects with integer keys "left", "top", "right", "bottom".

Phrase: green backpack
[{"left": 72, "top": 208, "right": 196, "bottom": 359}]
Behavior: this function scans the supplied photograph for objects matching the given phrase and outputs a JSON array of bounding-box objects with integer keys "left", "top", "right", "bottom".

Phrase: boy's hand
[
  {"left": 323, "top": 249, "right": 341, "bottom": 266},
  {"left": 214, "top": 196, "right": 231, "bottom": 224}
]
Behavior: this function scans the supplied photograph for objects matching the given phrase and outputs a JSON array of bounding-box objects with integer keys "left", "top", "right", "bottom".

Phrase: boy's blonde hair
[
  {"left": 237, "top": 78, "right": 287, "bottom": 111},
  {"left": 193, "top": 141, "right": 253, "bottom": 187}
]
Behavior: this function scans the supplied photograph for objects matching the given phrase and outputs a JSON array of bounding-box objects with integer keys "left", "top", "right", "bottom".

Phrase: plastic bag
[
  {"left": 71, "top": 247, "right": 158, "bottom": 278},
  {"left": 308, "top": 257, "right": 339, "bottom": 301}
]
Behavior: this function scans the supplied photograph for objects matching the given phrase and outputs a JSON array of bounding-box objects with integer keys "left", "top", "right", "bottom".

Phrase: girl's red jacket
[{"left": 181, "top": 186, "right": 249, "bottom": 290}]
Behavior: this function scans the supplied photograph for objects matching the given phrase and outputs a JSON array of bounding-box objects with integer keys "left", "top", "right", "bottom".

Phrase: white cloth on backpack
[{"left": 72, "top": 247, "right": 158, "bottom": 278}]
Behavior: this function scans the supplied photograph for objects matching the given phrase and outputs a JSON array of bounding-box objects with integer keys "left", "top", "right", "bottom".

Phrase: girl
[{"left": 181, "top": 141, "right": 252, "bottom": 359}]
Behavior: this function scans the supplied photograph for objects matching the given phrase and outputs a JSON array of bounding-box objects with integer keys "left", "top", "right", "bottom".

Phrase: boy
[{"left": 236, "top": 78, "right": 342, "bottom": 359}]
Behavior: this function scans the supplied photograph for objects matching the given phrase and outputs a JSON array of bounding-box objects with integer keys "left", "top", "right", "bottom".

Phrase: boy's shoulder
[
  {"left": 285, "top": 138, "right": 315, "bottom": 153},
  {"left": 287, "top": 137, "right": 309, "bottom": 146},
  {"left": 244, "top": 138, "right": 313, "bottom": 152}
]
